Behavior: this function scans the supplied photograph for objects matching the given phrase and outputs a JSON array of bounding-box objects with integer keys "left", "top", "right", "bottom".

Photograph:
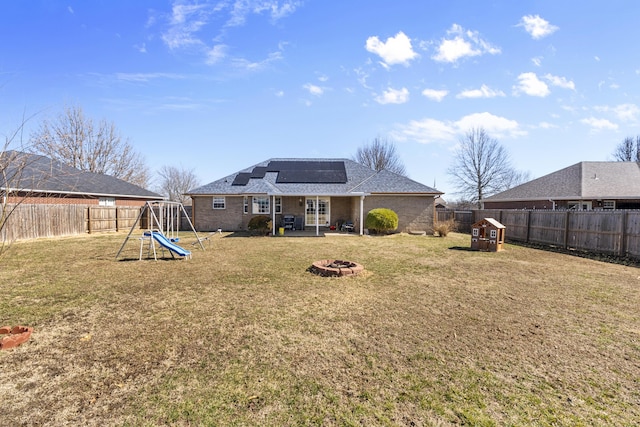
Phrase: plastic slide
[{"left": 150, "top": 231, "right": 191, "bottom": 258}]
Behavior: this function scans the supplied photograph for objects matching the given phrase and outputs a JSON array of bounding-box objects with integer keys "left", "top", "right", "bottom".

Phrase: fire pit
[{"left": 309, "top": 259, "right": 364, "bottom": 277}]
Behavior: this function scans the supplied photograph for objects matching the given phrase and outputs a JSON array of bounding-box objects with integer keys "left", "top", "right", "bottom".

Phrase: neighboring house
[
  {"left": 435, "top": 197, "right": 447, "bottom": 209},
  {"left": 1, "top": 150, "right": 161, "bottom": 206},
  {"left": 186, "top": 158, "right": 443, "bottom": 235},
  {"left": 482, "top": 161, "right": 640, "bottom": 210}
]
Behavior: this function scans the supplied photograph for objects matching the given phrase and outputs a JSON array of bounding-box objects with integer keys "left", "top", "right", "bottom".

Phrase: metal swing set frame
[{"left": 115, "top": 200, "right": 205, "bottom": 260}]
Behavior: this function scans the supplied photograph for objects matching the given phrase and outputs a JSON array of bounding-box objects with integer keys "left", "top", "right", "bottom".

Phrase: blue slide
[{"left": 149, "top": 231, "right": 191, "bottom": 258}]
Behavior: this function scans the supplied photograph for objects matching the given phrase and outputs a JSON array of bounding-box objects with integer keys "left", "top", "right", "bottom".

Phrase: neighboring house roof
[
  {"left": 187, "top": 158, "right": 442, "bottom": 196},
  {"left": 1, "top": 150, "right": 161, "bottom": 199},
  {"left": 483, "top": 162, "right": 640, "bottom": 202}
]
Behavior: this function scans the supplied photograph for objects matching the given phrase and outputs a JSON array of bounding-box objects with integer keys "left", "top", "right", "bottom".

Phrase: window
[
  {"left": 243, "top": 196, "right": 249, "bottom": 214},
  {"left": 603, "top": 200, "right": 615, "bottom": 210},
  {"left": 252, "top": 196, "right": 270, "bottom": 214},
  {"left": 213, "top": 197, "right": 226, "bottom": 209},
  {"left": 274, "top": 197, "right": 282, "bottom": 214},
  {"left": 472, "top": 228, "right": 479, "bottom": 237},
  {"left": 490, "top": 229, "right": 497, "bottom": 239},
  {"left": 99, "top": 197, "right": 115, "bottom": 206}
]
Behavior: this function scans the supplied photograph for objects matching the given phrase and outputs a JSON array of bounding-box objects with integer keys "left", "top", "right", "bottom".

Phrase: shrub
[
  {"left": 433, "top": 219, "right": 457, "bottom": 237},
  {"left": 247, "top": 215, "right": 272, "bottom": 235},
  {"left": 365, "top": 208, "right": 399, "bottom": 234}
]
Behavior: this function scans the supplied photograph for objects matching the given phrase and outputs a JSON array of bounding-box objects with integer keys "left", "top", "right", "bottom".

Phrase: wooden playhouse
[{"left": 470, "top": 218, "right": 505, "bottom": 252}]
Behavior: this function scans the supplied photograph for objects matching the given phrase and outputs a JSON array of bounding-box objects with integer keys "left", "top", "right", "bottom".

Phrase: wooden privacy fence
[
  {"left": 1, "top": 204, "right": 145, "bottom": 242},
  {"left": 477, "top": 209, "right": 640, "bottom": 259},
  {"left": 436, "top": 210, "right": 473, "bottom": 233}
]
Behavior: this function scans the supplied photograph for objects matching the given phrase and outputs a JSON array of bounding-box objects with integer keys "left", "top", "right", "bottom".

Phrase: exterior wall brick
[
  {"left": 5, "top": 195, "right": 148, "bottom": 206},
  {"left": 364, "top": 195, "right": 436, "bottom": 233},
  {"left": 192, "top": 194, "right": 436, "bottom": 233}
]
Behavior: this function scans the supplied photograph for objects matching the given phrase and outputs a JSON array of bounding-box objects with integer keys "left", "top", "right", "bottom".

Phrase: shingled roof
[
  {"left": 483, "top": 161, "right": 640, "bottom": 202},
  {"left": 1, "top": 151, "right": 161, "bottom": 199},
  {"left": 187, "top": 158, "right": 442, "bottom": 196}
]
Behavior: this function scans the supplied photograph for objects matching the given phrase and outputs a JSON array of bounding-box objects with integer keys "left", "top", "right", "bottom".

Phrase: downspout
[
  {"left": 359, "top": 194, "right": 365, "bottom": 235},
  {"left": 549, "top": 199, "right": 556, "bottom": 210},
  {"left": 315, "top": 195, "right": 319, "bottom": 236},
  {"left": 272, "top": 195, "right": 276, "bottom": 236}
]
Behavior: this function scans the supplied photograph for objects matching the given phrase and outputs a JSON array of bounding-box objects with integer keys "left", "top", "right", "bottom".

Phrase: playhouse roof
[{"left": 473, "top": 217, "right": 505, "bottom": 229}]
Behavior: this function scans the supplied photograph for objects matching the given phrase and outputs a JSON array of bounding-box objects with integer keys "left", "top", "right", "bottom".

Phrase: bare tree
[
  {"left": 1, "top": 117, "right": 40, "bottom": 258},
  {"left": 30, "top": 104, "right": 150, "bottom": 187},
  {"left": 497, "top": 169, "right": 532, "bottom": 193},
  {"left": 156, "top": 165, "right": 200, "bottom": 205},
  {"left": 447, "top": 127, "right": 526, "bottom": 207},
  {"left": 612, "top": 136, "right": 640, "bottom": 161},
  {"left": 352, "top": 136, "right": 407, "bottom": 176}
]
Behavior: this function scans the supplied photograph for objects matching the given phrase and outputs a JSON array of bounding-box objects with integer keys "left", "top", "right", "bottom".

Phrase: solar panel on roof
[
  {"left": 276, "top": 170, "right": 346, "bottom": 183},
  {"left": 267, "top": 160, "right": 343, "bottom": 171},
  {"left": 231, "top": 173, "right": 251, "bottom": 186},
  {"left": 250, "top": 167, "right": 267, "bottom": 178}
]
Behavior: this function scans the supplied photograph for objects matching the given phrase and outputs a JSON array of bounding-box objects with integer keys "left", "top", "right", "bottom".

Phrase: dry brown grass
[{"left": 1, "top": 231, "right": 639, "bottom": 426}]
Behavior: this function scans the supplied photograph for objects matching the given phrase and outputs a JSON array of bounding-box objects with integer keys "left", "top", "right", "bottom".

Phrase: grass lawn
[{"left": 1, "top": 231, "right": 639, "bottom": 426}]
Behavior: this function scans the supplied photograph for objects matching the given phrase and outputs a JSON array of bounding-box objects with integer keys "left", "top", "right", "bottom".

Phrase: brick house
[
  {"left": 482, "top": 161, "right": 640, "bottom": 210},
  {"left": 1, "top": 150, "right": 161, "bottom": 206},
  {"left": 186, "top": 158, "right": 443, "bottom": 235}
]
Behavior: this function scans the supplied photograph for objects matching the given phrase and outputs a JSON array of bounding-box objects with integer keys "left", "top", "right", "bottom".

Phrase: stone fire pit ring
[{"left": 309, "top": 259, "right": 364, "bottom": 277}]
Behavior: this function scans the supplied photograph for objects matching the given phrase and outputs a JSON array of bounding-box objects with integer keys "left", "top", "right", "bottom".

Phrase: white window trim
[
  {"left": 252, "top": 196, "right": 270, "bottom": 214},
  {"left": 274, "top": 196, "right": 282, "bottom": 214},
  {"left": 213, "top": 197, "right": 226, "bottom": 209},
  {"left": 243, "top": 196, "right": 249, "bottom": 214}
]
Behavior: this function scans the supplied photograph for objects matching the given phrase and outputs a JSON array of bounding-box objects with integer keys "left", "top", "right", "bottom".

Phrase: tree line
[{"left": 9, "top": 102, "right": 636, "bottom": 216}]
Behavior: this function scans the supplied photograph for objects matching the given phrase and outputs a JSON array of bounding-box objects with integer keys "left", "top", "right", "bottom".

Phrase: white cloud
[
  {"left": 227, "top": 0, "right": 302, "bottom": 26},
  {"left": 162, "top": 3, "right": 209, "bottom": 50},
  {"left": 365, "top": 31, "right": 418, "bottom": 67},
  {"left": 303, "top": 83, "right": 324, "bottom": 96},
  {"left": 531, "top": 56, "right": 543, "bottom": 67},
  {"left": 454, "top": 112, "right": 525, "bottom": 138},
  {"left": 595, "top": 103, "right": 640, "bottom": 122},
  {"left": 395, "top": 118, "right": 457, "bottom": 143},
  {"left": 134, "top": 43, "right": 147, "bottom": 53},
  {"left": 538, "top": 121, "right": 558, "bottom": 129},
  {"left": 422, "top": 88, "right": 449, "bottom": 102},
  {"left": 543, "top": 73, "right": 575, "bottom": 90},
  {"left": 375, "top": 87, "right": 410, "bottom": 104},
  {"left": 231, "top": 50, "right": 283, "bottom": 71},
  {"left": 581, "top": 117, "right": 618, "bottom": 131},
  {"left": 614, "top": 104, "right": 640, "bottom": 121},
  {"left": 115, "top": 72, "right": 185, "bottom": 83},
  {"left": 432, "top": 24, "right": 500, "bottom": 64},
  {"left": 395, "top": 112, "right": 524, "bottom": 144},
  {"left": 206, "top": 44, "right": 227, "bottom": 64},
  {"left": 518, "top": 15, "right": 558, "bottom": 39},
  {"left": 456, "top": 84, "right": 505, "bottom": 99},
  {"left": 513, "top": 72, "right": 550, "bottom": 97}
]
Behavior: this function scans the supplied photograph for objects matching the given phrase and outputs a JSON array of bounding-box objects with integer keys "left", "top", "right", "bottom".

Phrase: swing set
[{"left": 115, "top": 201, "right": 205, "bottom": 261}]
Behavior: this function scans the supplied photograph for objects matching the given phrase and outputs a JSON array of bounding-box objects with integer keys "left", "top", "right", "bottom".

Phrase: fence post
[
  {"left": 87, "top": 206, "right": 91, "bottom": 234},
  {"left": 621, "top": 210, "right": 628, "bottom": 256},
  {"left": 525, "top": 210, "right": 531, "bottom": 243},
  {"left": 563, "top": 211, "right": 570, "bottom": 249}
]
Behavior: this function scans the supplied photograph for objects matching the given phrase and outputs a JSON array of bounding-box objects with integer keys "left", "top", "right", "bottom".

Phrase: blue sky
[{"left": 2, "top": 1, "right": 639, "bottom": 198}]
